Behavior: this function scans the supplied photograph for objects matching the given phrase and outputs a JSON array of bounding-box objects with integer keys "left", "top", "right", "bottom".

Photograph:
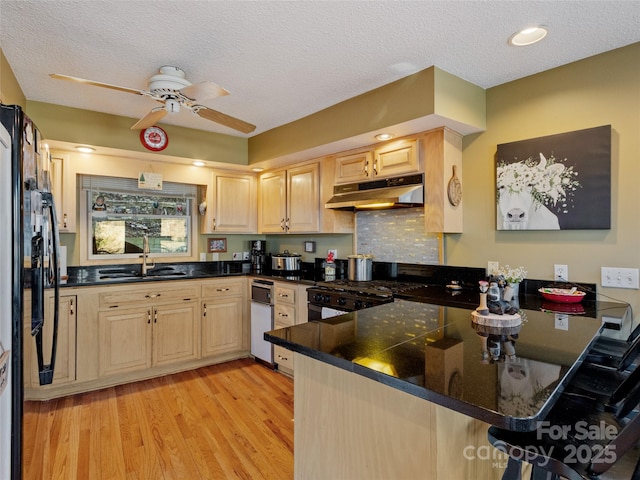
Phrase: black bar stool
[{"left": 487, "top": 358, "right": 640, "bottom": 479}]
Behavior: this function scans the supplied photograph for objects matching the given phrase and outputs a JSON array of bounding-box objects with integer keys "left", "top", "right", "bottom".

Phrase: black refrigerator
[{"left": 0, "top": 104, "right": 61, "bottom": 480}]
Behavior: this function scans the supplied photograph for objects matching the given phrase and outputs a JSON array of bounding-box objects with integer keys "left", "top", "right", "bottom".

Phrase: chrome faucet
[{"left": 141, "top": 233, "right": 155, "bottom": 276}]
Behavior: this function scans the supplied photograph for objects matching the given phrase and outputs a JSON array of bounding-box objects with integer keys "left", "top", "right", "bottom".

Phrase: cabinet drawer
[
  {"left": 274, "top": 285, "right": 296, "bottom": 305},
  {"left": 274, "top": 304, "right": 296, "bottom": 326},
  {"left": 274, "top": 345, "right": 294, "bottom": 371},
  {"left": 201, "top": 278, "right": 244, "bottom": 298},
  {"left": 100, "top": 285, "right": 198, "bottom": 307}
]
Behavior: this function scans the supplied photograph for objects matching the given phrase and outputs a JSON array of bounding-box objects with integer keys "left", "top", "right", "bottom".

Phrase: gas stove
[{"left": 308, "top": 280, "right": 427, "bottom": 313}]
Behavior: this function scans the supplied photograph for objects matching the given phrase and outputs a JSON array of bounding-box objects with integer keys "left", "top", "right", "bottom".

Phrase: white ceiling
[{"left": 1, "top": 1, "right": 639, "bottom": 138}]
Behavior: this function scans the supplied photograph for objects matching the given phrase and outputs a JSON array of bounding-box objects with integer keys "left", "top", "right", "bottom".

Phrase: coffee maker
[{"left": 250, "top": 240, "right": 266, "bottom": 273}]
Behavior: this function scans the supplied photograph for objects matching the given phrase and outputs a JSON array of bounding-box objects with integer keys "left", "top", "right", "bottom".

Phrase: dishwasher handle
[{"left": 251, "top": 281, "right": 274, "bottom": 305}]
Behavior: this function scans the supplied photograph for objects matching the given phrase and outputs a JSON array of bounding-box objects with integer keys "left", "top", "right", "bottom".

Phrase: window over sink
[{"left": 80, "top": 175, "right": 196, "bottom": 261}]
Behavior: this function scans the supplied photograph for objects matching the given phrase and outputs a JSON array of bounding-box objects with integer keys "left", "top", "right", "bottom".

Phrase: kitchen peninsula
[{"left": 265, "top": 297, "right": 631, "bottom": 480}]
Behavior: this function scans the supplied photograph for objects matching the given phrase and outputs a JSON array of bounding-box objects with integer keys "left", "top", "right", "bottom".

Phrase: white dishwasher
[{"left": 250, "top": 279, "right": 274, "bottom": 367}]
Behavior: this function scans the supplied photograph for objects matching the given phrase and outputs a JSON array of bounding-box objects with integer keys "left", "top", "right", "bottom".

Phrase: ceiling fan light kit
[{"left": 50, "top": 65, "right": 256, "bottom": 133}]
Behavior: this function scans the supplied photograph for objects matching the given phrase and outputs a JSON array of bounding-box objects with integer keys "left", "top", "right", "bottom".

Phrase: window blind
[{"left": 80, "top": 175, "right": 196, "bottom": 198}]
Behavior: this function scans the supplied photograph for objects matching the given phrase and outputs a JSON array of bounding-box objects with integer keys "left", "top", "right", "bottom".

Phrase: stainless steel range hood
[{"left": 325, "top": 174, "right": 424, "bottom": 210}]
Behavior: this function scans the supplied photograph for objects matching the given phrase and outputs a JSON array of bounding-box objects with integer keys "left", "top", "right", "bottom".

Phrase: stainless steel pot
[
  {"left": 348, "top": 254, "right": 373, "bottom": 281},
  {"left": 271, "top": 250, "right": 302, "bottom": 271}
]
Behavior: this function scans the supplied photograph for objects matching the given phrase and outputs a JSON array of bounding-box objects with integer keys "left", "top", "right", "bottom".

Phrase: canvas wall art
[{"left": 496, "top": 125, "right": 611, "bottom": 230}]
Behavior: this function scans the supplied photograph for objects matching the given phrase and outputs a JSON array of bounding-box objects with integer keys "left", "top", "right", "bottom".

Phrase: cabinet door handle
[
  {"left": 154, "top": 308, "right": 157, "bottom": 323},
  {"left": 279, "top": 293, "right": 289, "bottom": 298},
  {"left": 213, "top": 218, "right": 216, "bottom": 230},
  {"left": 280, "top": 218, "right": 286, "bottom": 230},
  {"left": 373, "top": 158, "right": 378, "bottom": 175},
  {"left": 145, "top": 293, "right": 161, "bottom": 299},
  {"left": 285, "top": 218, "right": 290, "bottom": 231},
  {"left": 363, "top": 160, "right": 369, "bottom": 176},
  {"left": 69, "top": 299, "right": 74, "bottom": 315},
  {"left": 63, "top": 213, "right": 68, "bottom": 228},
  {"left": 203, "top": 304, "right": 207, "bottom": 317},
  {"left": 147, "top": 310, "right": 151, "bottom": 324},
  {"left": 277, "top": 354, "right": 288, "bottom": 362},
  {"left": 278, "top": 312, "right": 289, "bottom": 318},
  {"left": 216, "top": 288, "right": 230, "bottom": 292}
]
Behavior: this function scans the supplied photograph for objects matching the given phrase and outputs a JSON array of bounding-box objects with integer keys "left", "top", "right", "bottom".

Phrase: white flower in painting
[{"left": 497, "top": 153, "right": 581, "bottom": 211}]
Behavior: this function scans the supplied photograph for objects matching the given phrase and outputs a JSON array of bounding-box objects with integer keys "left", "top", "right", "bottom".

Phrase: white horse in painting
[{"left": 497, "top": 153, "right": 567, "bottom": 230}]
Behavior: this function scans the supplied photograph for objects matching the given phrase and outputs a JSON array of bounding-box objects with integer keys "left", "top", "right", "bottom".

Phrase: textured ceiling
[{"left": 1, "top": 1, "right": 639, "bottom": 138}]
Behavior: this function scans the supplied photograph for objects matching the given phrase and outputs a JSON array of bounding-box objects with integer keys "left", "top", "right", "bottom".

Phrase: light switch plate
[{"left": 601, "top": 267, "right": 640, "bottom": 289}]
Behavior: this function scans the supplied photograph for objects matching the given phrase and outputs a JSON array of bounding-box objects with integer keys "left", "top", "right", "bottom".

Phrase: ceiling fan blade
[
  {"left": 180, "top": 81, "right": 229, "bottom": 101},
  {"left": 49, "top": 73, "right": 144, "bottom": 95},
  {"left": 195, "top": 106, "right": 256, "bottom": 134},
  {"left": 131, "top": 108, "right": 168, "bottom": 130}
]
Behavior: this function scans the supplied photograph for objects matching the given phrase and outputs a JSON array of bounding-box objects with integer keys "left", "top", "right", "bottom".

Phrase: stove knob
[
  {"left": 313, "top": 293, "right": 323, "bottom": 302},
  {"left": 323, "top": 295, "right": 331, "bottom": 303},
  {"left": 337, "top": 297, "right": 347, "bottom": 306},
  {"left": 354, "top": 300, "right": 363, "bottom": 310},
  {"left": 363, "top": 302, "right": 373, "bottom": 309}
]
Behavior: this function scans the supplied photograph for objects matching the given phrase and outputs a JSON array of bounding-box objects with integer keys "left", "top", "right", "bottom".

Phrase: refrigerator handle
[{"left": 32, "top": 192, "right": 60, "bottom": 386}]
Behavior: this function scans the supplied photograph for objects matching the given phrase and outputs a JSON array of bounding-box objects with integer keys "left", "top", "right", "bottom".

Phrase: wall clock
[{"left": 140, "top": 126, "right": 168, "bottom": 151}]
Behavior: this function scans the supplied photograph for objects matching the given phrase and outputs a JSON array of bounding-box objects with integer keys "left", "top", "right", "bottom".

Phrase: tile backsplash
[{"left": 356, "top": 207, "right": 441, "bottom": 264}]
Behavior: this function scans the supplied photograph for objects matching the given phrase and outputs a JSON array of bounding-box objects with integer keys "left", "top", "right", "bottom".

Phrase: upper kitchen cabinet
[
  {"left": 423, "top": 127, "right": 463, "bottom": 233},
  {"left": 200, "top": 171, "right": 257, "bottom": 234},
  {"left": 259, "top": 162, "right": 320, "bottom": 233},
  {"left": 334, "top": 138, "right": 420, "bottom": 184},
  {"left": 49, "top": 152, "right": 76, "bottom": 232}
]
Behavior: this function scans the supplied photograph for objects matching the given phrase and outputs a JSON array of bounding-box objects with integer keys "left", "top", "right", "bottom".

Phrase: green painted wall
[
  {"left": 0, "top": 48, "right": 26, "bottom": 107},
  {"left": 248, "top": 66, "right": 486, "bottom": 163},
  {"left": 25, "top": 101, "right": 248, "bottom": 165},
  {"left": 449, "top": 42, "right": 640, "bottom": 313}
]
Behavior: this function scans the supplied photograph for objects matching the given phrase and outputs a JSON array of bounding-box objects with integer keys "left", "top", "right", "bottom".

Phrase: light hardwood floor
[{"left": 22, "top": 359, "right": 294, "bottom": 480}]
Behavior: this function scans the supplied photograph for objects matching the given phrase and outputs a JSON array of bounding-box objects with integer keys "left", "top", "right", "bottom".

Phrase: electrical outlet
[
  {"left": 554, "top": 264, "right": 568, "bottom": 281},
  {"left": 487, "top": 261, "right": 499, "bottom": 276},
  {"left": 554, "top": 314, "right": 569, "bottom": 330},
  {"left": 601, "top": 267, "right": 640, "bottom": 289}
]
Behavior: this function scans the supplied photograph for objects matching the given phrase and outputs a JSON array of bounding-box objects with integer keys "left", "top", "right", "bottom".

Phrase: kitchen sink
[{"left": 98, "top": 266, "right": 186, "bottom": 280}]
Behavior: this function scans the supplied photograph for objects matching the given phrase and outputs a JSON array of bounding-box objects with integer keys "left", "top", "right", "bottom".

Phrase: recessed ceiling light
[
  {"left": 75, "top": 146, "right": 95, "bottom": 153},
  {"left": 193, "top": 160, "right": 205, "bottom": 167},
  {"left": 375, "top": 133, "right": 394, "bottom": 141},
  {"left": 509, "top": 26, "right": 548, "bottom": 46}
]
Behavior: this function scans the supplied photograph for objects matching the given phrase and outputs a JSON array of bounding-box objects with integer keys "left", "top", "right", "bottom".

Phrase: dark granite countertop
[{"left": 265, "top": 297, "right": 632, "bottom": 431}]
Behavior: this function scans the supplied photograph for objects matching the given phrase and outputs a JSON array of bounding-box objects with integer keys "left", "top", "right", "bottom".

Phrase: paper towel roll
[{"left": 59, "top": 245, "right": 68, "bottom": 278}]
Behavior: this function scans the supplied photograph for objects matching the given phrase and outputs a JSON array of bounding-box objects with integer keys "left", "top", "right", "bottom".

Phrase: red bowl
[{"left": 538, "top": 288, "right": 586, "bottom": 304}]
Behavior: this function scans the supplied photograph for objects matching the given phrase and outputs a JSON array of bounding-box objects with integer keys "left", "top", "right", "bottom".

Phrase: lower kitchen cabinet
[
  {"left": 272, "top": 281, "right": 309, "bottom": 375},
  {"left": 98, "top": 300, "right": 199, "bottom": 376},
  {"left": 201, "top": 277, "right": 246, "bottom": 357},
  {"left": 25, "top": 277, "right": 251, "bottom": 400},
  {"left": 98, "top": 307, "right": 152, "bottom": 376},
  {"left": 23, "top": 291, "right": 77, "bottom": 387}
]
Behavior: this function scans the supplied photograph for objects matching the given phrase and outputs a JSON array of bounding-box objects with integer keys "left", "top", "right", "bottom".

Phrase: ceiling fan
[{"left": 50, "top": 65, "right": 256, "bottom": 134}]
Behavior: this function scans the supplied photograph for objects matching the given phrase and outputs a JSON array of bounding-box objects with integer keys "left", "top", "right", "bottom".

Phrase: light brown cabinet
[
  {"left": 259, "top": 162, "right": 320, "bottom": 233},
  {"left": 201, "top": 277, "right": 246, "bottom": 357},
  {"left": 272, "top": 281, "right": 309, "bottom": 374},
  {"left": 49, "top": 153, "right": 76, "bottom": 232},
  {"left": 24, "top": 292, "right": 77, "bottom": 387},
  {"left": 423, "top": 127, "right": 463, "bottom": 233},
  {"left": 200, "top": 171, "right": 257, "bottom": 233},
  {"left": 97, "top": 284, "right": 200, "bottom": 377},
  {"left": 334, "top": 138, "right": 420, "bottom": 184}
]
